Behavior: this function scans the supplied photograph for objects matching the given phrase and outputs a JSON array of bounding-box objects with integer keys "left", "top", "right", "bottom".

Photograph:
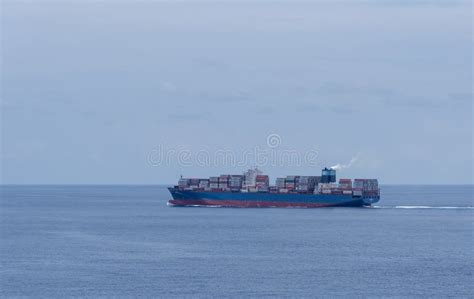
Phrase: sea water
[{"left": 1, "top": 185, "right": 472, "bottom": 297}]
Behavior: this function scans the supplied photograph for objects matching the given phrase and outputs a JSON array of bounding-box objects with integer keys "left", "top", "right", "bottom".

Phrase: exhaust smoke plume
[{"left": 330, "top": 156, "right": 359, "bottom": 171}]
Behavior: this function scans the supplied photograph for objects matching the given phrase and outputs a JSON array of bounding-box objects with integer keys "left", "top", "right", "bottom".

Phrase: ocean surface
[{"left": 1, "top": 185, "right": 472, "bottom": 297}]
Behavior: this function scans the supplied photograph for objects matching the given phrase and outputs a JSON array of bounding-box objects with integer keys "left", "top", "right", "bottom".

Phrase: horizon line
[{"left": 1, "top": 183, "right": 473, "bottom": 187}]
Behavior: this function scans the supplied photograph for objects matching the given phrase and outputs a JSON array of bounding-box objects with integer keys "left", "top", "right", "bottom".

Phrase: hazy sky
[{"left": 1, "top": 0, "right": 472, "bottom": 184}]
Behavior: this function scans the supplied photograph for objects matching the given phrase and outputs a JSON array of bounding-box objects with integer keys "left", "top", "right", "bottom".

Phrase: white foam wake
[{"left": 370, "top": 205, "right": 473, "bottom": 210}]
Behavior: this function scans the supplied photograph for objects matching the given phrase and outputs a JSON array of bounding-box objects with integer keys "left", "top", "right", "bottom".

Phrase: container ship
[{"left": 168, "top": 168, "right": 380, "bottom": 208}]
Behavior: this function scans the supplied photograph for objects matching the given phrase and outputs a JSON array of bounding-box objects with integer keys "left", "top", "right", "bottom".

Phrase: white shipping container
[
  {"left": 276, "top": 178, "right": 286, "bottom": 188},
  {"left": 296, "top": 186, "right": 310, "bottom": 191},
  {"left": 199, "top": 181, "right": 209, "bottom": 187},
  {"left": 178, "top": 179, "right": 190, "bottom": 187}
]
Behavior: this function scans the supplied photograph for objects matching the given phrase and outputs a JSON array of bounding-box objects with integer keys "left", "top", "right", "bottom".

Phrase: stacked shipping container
[
  {"left": 338, "top": 179, "right": 352, "bottom": 189},
  {"left": 218, "top": 175, "right": 230, "bottom": 190},
  {"left": 209, "top": 177, "right": 219, "bottom": 189},
  {"left": 276, "top": 178, "right": 286, "bottom": 189},
  {"left": 229, "top": 175, "right": 243, "bottom": 191},
  {"left": 255, "top": 175, "right": 270, "bottom": 192},
  {"left": 285, "top": 176, "right": 299, "bottom": 191},
  {"left": 174, "top": 169, "right": 378, "bottom": 196},
  {"left": 296, "top": 176, "right": 319, "bottom": 192},
  {"left": 353, "top": 179, "right": 379, "bottom": 197}
]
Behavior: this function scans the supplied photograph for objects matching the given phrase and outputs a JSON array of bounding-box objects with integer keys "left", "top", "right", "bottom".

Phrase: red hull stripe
[{"left": 169, "top": 199, "right": 339, "bottom": 208}]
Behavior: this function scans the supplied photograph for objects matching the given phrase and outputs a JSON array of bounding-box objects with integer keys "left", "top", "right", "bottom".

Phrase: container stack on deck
[
  {"left": 255, "top": 175, "right": 270, "bottom": 192},
  {"left": 285, "top": 176, "right": 298, "bottom": 192},
  {"left": 178, "top": 178, "right": 189, "bottom": 189},
  {"left": 218, "top": 175, "right": 230, "bottom": 191},
  {"left": 229, "top": 175, "right": 243, "bottom": 191},
  {"left": 317, "top": 183, "right": 335, "bottom": 194},
  {"left": 338, "top": 179, "right": 352, "bottom": 189},
  {"left": 209, "top": 177, "right": 219, "bottom": 189},
  {"left": 199, "top": 179, "right": 209, "bottom": 190},
  {"left": 189, "top": 179, "right": 200, "bottom": 189},
  {"left": 175, "top": 169, "right": 379, "bottom": 197},
  {"left": 353, "top": 179, "right": 379, "bottom": 197},
  {"left": 275, "top": 178, "right": 285, "bottom": 193},
  {"left": 296, "top": 176, "right": 320, "bottom": 193},
  {"left": 338, "top": 179, "right": 353, "bottom": 195}
]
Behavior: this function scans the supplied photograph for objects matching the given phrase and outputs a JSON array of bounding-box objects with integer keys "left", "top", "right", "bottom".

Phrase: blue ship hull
[{"left": 168, "top": 188, "right": 379, "bottom": 208}]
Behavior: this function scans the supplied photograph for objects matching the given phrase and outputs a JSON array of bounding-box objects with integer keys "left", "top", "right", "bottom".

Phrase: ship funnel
[{"left": 321, "top": 167, "right": 336, "bottom": 183}]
